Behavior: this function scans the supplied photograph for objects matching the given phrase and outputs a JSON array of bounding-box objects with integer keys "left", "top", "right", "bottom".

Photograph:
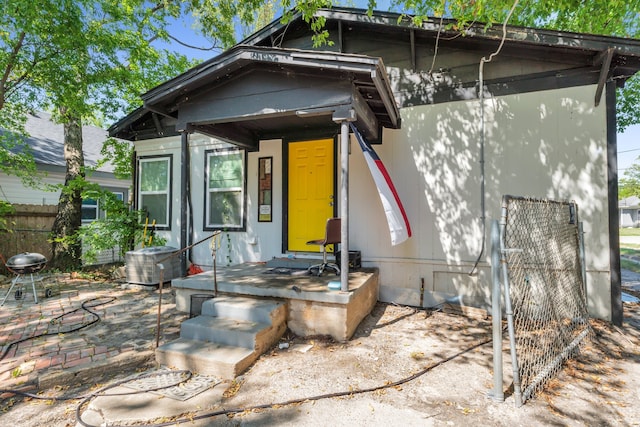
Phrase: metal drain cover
[{"left": 122, "top": 369, "right": 220, "bottom": 401}]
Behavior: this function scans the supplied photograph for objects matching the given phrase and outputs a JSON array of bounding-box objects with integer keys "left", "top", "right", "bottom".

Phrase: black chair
[{"left": 306, "top": 217, "right": 341, "bottom": 276}]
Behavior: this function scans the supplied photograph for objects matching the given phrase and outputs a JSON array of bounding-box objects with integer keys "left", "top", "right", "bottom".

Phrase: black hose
[{"left": 0, "top": 296, "right": 116, "bottom": 361}]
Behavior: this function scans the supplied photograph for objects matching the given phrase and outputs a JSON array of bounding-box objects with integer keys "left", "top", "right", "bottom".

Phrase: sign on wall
[{"left": 258, "top": 157, "right": 272, "bottom": 222}]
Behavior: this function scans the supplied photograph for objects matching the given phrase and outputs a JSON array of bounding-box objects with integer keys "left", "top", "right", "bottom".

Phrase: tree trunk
[{"left": 50, "top": 109, "right": 84, "bottom": 270}]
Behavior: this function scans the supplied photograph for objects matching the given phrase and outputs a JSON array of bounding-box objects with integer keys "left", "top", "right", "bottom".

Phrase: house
[
  {"left": 620, "top": 196, "right": 640, "bottom": 227},
  {"left": 110, "top": 7, "right": 640, "bottom": 328},
  {"left": 0, "top": 111, "right": 131, "bottom": 263}
]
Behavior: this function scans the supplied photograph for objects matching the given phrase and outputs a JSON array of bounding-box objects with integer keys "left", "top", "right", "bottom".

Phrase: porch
[{"left": 171, "top": 263, "right": 379, "bottom": 342}]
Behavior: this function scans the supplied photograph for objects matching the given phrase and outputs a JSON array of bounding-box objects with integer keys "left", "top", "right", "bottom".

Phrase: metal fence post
[
  {"left": 488, "top": 219, "right": 504, "bottom": 402},
  {"left": 155, "top": 263, "right": 165, "bottom": 349},
  {"left": 578, "top": 221, "right": 587, "bottom": 295}
]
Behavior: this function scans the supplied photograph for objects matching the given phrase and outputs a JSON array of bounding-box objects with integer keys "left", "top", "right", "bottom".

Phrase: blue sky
[
  {"left": 161, "top": 5, "right": 639, "bottom": 176},
  {"left": 619, "top": 125, "right": 640, "bottom": 176}
]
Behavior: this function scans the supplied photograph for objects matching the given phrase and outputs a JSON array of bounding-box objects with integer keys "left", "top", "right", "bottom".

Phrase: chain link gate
[{"left": 490, "top": 196, "right": 593, "bottom": 406}]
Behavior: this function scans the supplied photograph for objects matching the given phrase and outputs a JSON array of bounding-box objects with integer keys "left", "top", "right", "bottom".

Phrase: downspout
[
  {"left": 469, "top": 0, "right": 519, "bottom": 275},
  {"left": 469, "top": 56, "right": 487, "bottom": 275},
  {"left": 180, "top": 130, "right": 188, "bottom": 277}
]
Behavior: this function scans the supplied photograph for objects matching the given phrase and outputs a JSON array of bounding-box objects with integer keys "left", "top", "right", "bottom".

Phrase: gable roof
[
  {"left": 620, "top": 196, "right": 640, "bottom": 208},
  {"left": 5, "top": 112, "right": 123, "bottom": 174},
  {"left": 140, "top": 45, "right": 399, "bottom": 146}
]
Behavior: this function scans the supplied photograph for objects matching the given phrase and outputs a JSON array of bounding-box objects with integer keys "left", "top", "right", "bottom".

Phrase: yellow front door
[{"left": 287, "top": 138, "right": 335, "bottom": 252}]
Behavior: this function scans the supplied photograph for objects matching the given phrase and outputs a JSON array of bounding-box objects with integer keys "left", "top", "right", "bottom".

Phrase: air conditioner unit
[{"left": 125, "top": 246, "right": 181, "bottom": 285}]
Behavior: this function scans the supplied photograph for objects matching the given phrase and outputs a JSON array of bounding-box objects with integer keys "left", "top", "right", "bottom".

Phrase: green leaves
[
  {"left": 620, "top": 156, "right": 640, "bottom": 199},
  {"left": 1, "top": 0, "right": 199, "bottom": 125},
  {"left": 0, "top": 200, "right": 15, "bottom": 232},
  {"left": 617, "top": 74, "right": 640, "bottom": 133}
]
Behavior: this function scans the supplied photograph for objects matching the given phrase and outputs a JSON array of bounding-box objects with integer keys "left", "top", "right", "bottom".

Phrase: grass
[
  {"left": 621, "top": 246, "right": 640, "bottom": 257},
  {"left": 621, "top": 243, "right": 640, "bottom": 273},
  {"left": 620, "top": 227, "right": 640, "bottom": 236},
  {"left": 621, "top": 258, "right": 640, "bottom": 273}
]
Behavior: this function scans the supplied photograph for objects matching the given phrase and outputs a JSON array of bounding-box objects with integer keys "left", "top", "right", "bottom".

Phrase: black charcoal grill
[
  {"left": 1, "top": 252, "right": 50, "bottom": 305},
  {"left": 6, "top": 252, "right": 47, "bottom": 274}
]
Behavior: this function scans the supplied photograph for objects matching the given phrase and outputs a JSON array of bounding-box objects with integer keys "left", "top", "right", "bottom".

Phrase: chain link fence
[{"left": 490, "top": 196, "right": 592, "bottom": 406}]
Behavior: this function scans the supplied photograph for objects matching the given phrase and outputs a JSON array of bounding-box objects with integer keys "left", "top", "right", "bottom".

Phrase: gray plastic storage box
[{"left": 125, "top": 246, "right": 180, "bottom": 285}]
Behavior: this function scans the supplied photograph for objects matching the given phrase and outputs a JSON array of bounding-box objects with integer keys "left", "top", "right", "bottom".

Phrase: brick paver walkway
[{"left": 0, "top": 273, "right": 186, "bottom": 394}]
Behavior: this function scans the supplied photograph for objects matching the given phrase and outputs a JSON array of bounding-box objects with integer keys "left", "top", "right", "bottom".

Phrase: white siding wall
[
  {"left": 1, "top": 171, "right": 69, "bottom": 205},
  {"left": 135, "top": 135, "right": 286, "bottom": 269},
  {"left": 348, "top": 84, "right": 611, "bottom": 319},
  {"left": 187, "top": 137, "right": 285, "bottom": 267},
  {"left": 0, "top": 171, "right": 129, "bottom": 205}
]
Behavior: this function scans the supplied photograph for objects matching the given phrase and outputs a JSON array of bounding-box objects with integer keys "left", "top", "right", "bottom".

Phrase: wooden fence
[
  {"left": 0, "top": 204, "right": 56, "bottom": 269},
  {"left": 0, "top": 204, "right": 123, "bottom": 274}
]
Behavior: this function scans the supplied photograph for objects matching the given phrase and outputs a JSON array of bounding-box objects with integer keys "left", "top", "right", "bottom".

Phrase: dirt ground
[{"left": 1, "top": 270, "right": 639, "bottom": 426}]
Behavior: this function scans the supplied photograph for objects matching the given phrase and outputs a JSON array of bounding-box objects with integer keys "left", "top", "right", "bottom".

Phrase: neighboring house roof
[
  {"left": 619, "top": 196, "right": 640, "bottom": 208},
  {"left": 5, "top": 111, "right": 124, "bottom": 174}
]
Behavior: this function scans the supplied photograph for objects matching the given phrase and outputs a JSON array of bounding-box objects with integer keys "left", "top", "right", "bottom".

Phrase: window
[
  {"left": 82, "top": 191, "right": 126, "bottom": 223},
  {"left": 205, "top": 149, "right": 245, "bottom": 230},
  {"left": 138, "top": 156, "right": 171, "bottom": 228},
  {"left": 81, "top": 198, "right": 99, "bottom": 222}
]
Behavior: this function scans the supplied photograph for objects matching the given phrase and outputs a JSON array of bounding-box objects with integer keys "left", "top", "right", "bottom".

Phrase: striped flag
[{"left": 351, "top": 123, "right": 412, "bottom": 246}]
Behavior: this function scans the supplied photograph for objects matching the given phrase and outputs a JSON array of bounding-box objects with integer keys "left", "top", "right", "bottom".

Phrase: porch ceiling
[{"left": 139, "top": 45, "right": 400, "bottom": 149}]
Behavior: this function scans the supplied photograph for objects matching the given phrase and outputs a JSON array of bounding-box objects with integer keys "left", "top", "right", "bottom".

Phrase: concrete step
[
  {"left": 201, "top": 296, "right": 285, "bottom": 324},
  {"left": 156, "top": 338, "right": 255, "bottom": 379},
  {"left": 158, "top": 296, "right": 288, "bottom": 379},
  {"left": 180, "top": 316, "right": 269, "bottom": 349}
]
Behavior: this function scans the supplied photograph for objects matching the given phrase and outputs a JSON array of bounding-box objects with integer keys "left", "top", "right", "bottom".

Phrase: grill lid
[{"left": 6, "top": 252, "right": 47, "bottom": 269}]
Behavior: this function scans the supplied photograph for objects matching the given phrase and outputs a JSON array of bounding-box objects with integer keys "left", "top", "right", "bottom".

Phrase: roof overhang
[
  {"left": 135, "top": 45, "right": 400, "bottom": 149},
  {"left": 243, "top": 8, "right": 640, "bottom": 89}
]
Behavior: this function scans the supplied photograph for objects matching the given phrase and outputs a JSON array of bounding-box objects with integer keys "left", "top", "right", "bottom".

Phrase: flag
[{"left": 351, "top": 123, "right": 412, "bottom": 245}]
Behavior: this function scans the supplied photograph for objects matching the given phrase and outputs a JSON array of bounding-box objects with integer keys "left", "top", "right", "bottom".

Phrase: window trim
[
  {"left": 137, "top": 154, "right": 172, "bottom": 230},
  {"left": 203, "top": 148, "right": 247, "bottom": 232}
]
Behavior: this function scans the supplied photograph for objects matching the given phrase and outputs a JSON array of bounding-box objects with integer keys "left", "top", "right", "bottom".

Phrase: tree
[
  {"left": 620, "top": 157, "right": 640, "bottom": 199},
  {"left": 0, "top": 0, "right": 281, "bottom": 268},
  {"left": 1, "top": 0, "right": 197, "bottom": 269}
]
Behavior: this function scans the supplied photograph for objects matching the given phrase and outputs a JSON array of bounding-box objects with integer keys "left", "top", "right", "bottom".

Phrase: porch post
[
  {"left": 339, "top": 119, "right": 350, "bottom": 292},
  {"left": 180, "top": 130, "right": 188, "bottom": 277}
]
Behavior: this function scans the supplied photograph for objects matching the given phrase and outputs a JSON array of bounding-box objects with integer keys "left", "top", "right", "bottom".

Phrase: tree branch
[
  {"left": 166, "top": 33, "right": 221, "bottom": 51},
  {"left": 0, "top": 32, "right": 26, "bottom": 110}
]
